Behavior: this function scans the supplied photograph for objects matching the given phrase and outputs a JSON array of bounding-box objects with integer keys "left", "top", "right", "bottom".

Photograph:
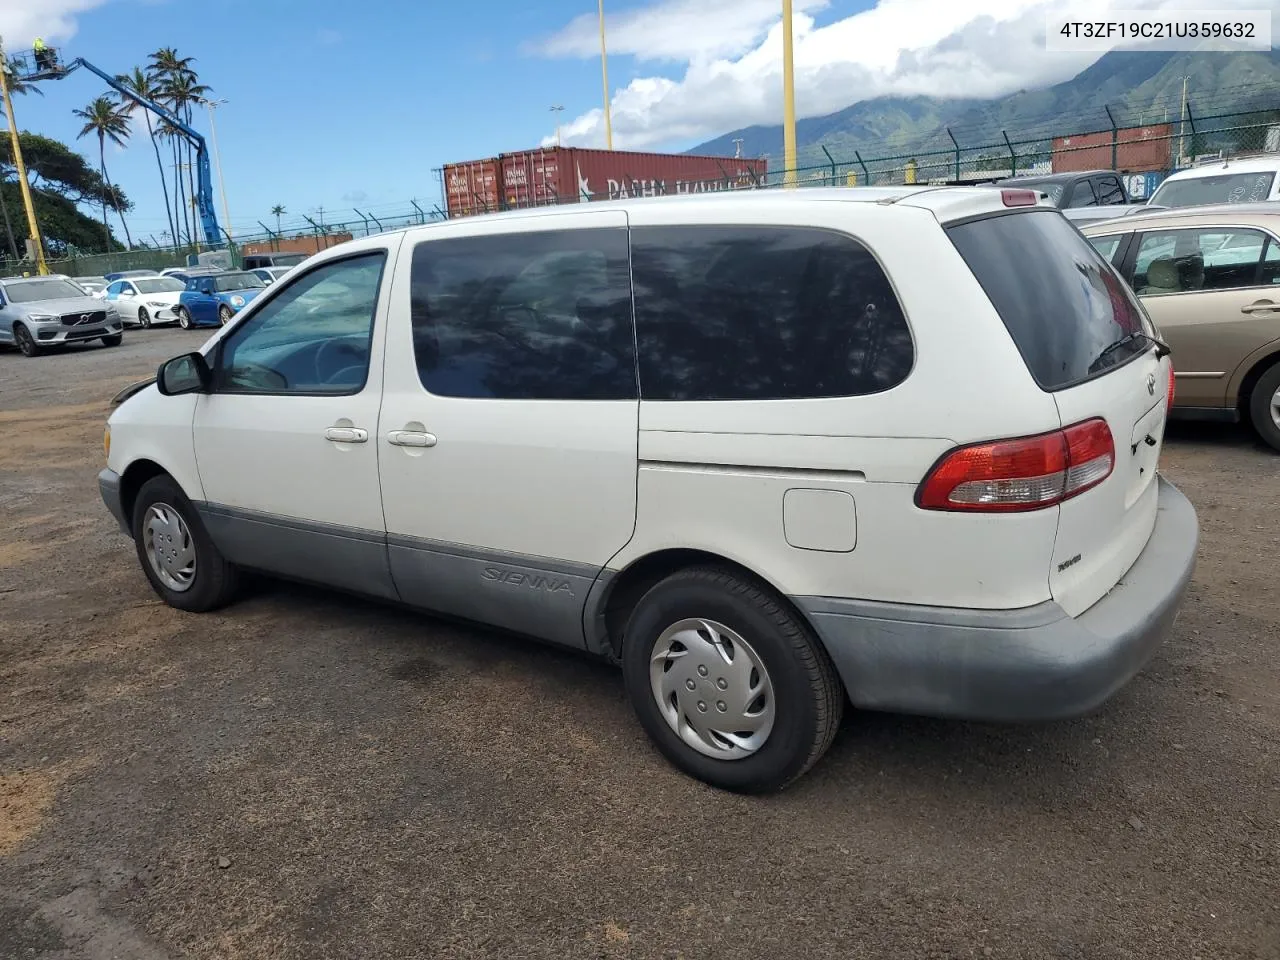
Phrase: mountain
[{"left": 691, "top": 49, "right": 1280, "bottom": 170}]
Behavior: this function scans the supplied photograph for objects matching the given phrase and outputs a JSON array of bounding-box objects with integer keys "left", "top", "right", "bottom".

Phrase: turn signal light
[
  {"left": 1001, "top": 189, "right": 1039, "bottom": 207},
  {"left": 917, "top": 419, "right": 1115, "bottom": 512}
]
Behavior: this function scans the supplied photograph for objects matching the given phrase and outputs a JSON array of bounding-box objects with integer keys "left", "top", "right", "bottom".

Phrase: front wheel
[
  {"left": 621, "top": 565, "right": 844, "bottom": 793},
  {"left": 176, "top": 306, "right": 192, "bottom": 330},
  {"left": 218, "top": 305, "right": 233, "bottom": 325},
  {"left": 132, "top": 475, "right": 239, "bottom": 612},
  {"left": 138, "top": 307, "right": 152, "bottom": 329},
  {"left": 101, "top": 334, "right": 123, "bottom": 347},
  {"left": 14, "top": 323, "right": 39, "bottom": 357},
  {"left": 1248, "top": 361, "right": 1280, "bottom": 452}
]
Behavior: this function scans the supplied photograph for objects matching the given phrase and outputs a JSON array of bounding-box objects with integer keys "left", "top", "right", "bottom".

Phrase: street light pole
[
  {"left": 550, "top": 105, "right": 565, "bottom": 147},
  {"left": 598, "top": 0, "right": 613, "bottom": 149},
  {"left": 782, "top": 0, "right": 797, "bottom": 188},
  {"left": 200, "top": 97, "right": 233, "bottom": 242}
]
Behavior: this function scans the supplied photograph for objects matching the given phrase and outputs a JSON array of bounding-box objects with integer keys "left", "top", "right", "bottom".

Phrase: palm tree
[
  {"left": 72, "top": 96, "right": 133, "bottom": 251},
  {"left": 148, "top": 49, "right": 208, "bottom": 249},
  {"left": 271, "top": 204, "right": 285, "bottom": 239},
  {"left": 115, "top": 67, "right": 176, "bottom": 247},
  {"left": 162, "top": 73, "right": 211, "bottom": 247}
]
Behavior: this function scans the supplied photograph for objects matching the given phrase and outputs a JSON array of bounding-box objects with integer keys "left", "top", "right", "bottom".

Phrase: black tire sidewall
[
  {"left": 139, "top": 308, "right": 151, "bottom": 328},
  {"left": 131, "top": 476, "right": 229, "bottom": 612},
  {"left": 1249, "top": 363, "right": 1280, "bottom": 452},
  {"left": 622, "top": 573, "right": 829, "bottom": 793},
  {"left": 218, "top": 306, "right": 232, "bottom": 325},
  {"left": 15, "top": 324, "right": 37, "bottom": 357}
]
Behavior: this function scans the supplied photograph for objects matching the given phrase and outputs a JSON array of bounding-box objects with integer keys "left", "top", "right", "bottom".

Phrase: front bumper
[
  {"left": 797, "top": 476, "right": 1198, "bottom": 721},
  {"left": 99, "top": 468, "right": 130, "bottom": 534},
  {"left": 31, "top": 318, "right": 123, "bottom": 343}
]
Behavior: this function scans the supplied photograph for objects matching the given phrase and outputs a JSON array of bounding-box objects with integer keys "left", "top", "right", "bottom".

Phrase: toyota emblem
[{"left": 1146, "top": 373, "right": 1156, "bottom": 396}]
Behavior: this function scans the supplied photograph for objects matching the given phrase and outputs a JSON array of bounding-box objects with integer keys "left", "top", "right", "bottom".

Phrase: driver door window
[{"left": 215, "top": 253, "right": 386, "bottom": 395}]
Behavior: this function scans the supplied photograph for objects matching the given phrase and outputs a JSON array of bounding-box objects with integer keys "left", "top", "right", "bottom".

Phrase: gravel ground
[{"left": 1, "top": 329, "right": 1277, "bottom": 960}]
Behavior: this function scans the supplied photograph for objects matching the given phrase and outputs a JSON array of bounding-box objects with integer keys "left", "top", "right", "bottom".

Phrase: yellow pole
[
  {"left": 598, "top": 0, "right": 613, "bottom": 150},
  {"left": 782, "top": 0, "right": 797, "bottom": 188},
  {"left": 0, "top": 57, "right": 48, "bottom": 274}
]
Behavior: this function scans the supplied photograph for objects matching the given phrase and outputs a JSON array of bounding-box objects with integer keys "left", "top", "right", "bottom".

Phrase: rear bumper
[
  {"left": 797, "top": 476, "right": 1198, "bottom": 721},
  {"left": 99, "top": 468, "right": 130, "bottom": 534}
]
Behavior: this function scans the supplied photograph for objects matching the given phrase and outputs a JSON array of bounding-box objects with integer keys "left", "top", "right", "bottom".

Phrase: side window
[
  {"left": 1134, "top": 228, "right": 1268, "bottom": 295},
  {"left": 1261, "top": 237, "right": 1280, "bottom": 286},
  {"left": 215, "top": 252, "right": 386, "bottom": 395},
  {"left": 410, "top": 228, "right": 636, "bottom": 400},
  {"left": 1068, "top": 181, "right": 1099, "bottom": 207},
  {"left": 1087, "top": 234, "right": 1125, "bottom": 266},
  {"left": 105, "top": 281, "right": 123, "bottom": 297},
  {"left": 122, "top": 282, "right": 137, "bottom": 296},
  {"left": 1095, "top": 176, "right": 1125, "bottom": 205},
  {"left": 631, "top": 226, "right": 914, "bottom": 401}
]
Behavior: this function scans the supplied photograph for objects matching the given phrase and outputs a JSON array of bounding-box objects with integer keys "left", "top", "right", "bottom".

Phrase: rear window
[
  {"left": 947, "top": 210, "right": 1149, "bottom": 390},
  {"left": 1151, "top": 171, "right": 1275, "bottom": 207}
]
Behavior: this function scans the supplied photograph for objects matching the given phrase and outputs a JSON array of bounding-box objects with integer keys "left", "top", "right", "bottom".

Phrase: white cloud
[
  {"left": 536, "top": 0, "right": 1280, "bottom": 151},
  {"left": 0, "top": 0, "right": 107, "bottom": 45}
]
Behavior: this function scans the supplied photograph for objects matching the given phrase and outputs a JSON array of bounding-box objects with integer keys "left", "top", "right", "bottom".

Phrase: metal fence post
[
  {"left": 1104, "top": 105, "right": 1119, "bottom": 171},
  {"left": 947, "top": 128, "right": 960, "bottom": 180},
  {"left": 820, "top": 145, "right": 837, "bottom": 185},
  {"left": 410, "top": 200, "right": 426, "bottom": 224},
  {"left": 1002, "top": 131, "right": 1017, "bottom": 177},
  {"left": 854, "top": 150, "right": 871, "bottom": 185}
]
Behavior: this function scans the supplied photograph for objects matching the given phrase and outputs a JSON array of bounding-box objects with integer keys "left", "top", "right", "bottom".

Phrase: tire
[
  {"left": 621, "top": 565, "right": 844, "bottom": 793},
  {"left": 1248, "top": 361, "right": 1280, "bottom": 452},
  {"left": 138, "top": 307, "right": 152, "bottom": 329},
  {"left": 101, "top": 333, "right": 123, "bottom": 347},
  {"left": 131, "top": 475, "right": 239, "bottom": 612},
  {"left": 14, "top": 323, "right": 39, "bottom": 357},
  {"left": 218, "top": 305, "right": 233, "bottom": 325},
  {"left": 176, "top": 307, "right": 192, "bottom": 330}
]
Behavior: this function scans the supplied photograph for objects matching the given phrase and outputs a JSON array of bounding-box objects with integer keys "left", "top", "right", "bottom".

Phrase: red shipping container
[
  {"left": 500, "top": 148, "right": 766, "bottom": 209},
  {"left": 442, "top": 157, "right": 502, "bottom": 219},
  {"left": 1052, "top": 123, "right": 1172, "bottom": 174}
]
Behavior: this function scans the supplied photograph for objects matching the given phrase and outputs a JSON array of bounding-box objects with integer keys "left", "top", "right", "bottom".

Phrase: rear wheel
[
  {"left": 138, "top": 307, "right": 152, "bottom": 328},
  {"left": 1247, "top": 361, "right": 1280, "bottom": 452},
  {"left": 14, "top": 323, "right": 39, "bottom": 358},
  {"left": 218, "top": 305, "right": 233, "bottom": 325},
  {"left": 101, "top": 333, "right": 123, "bottom": 347},
  {"left": 176, "top": 307, "right": 192, "bottom": 330},
  {"left": 621, "top": 565, "right": 844, "bottom": 793},
  {"left": 132, "top": 475, "right": 239, "bottom": 612}
]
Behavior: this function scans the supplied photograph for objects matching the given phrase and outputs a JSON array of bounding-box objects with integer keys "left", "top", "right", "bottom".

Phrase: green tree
[
  {"left": 116, "top": 66, "right": 177, "bottom": 247},
  {"left": 148, "top": 49, "right": 210, "bottom": 248},
  {"left": 72, "top": 96, "right": 133, "bottom": 251}
]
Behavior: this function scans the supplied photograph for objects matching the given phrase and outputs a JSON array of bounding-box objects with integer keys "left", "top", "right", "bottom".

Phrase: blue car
[{"left": 175, "top": 271, "right": 266, "bottom": 328}]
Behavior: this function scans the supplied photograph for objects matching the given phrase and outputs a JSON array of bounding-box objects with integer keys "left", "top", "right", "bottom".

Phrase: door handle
[
  {"left": 324, "top": 426, "right": 368, "bottom": 443},
  {"left": 387, "top": 430, "right": 437, "bottom": 448},
  {"left": 1241, "top": 300, "right": 1278, "bottom": 314}
]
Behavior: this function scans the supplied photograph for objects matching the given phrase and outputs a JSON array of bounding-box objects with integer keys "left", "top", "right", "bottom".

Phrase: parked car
[
  {"left": 99, "top": 188, "right": 1198, "bottom": 792},
  {"left": 250, "top": 266, "right": 292, "bottom": 285},
  {"left": 174, "top": 270, "right": 266, "bottom": 328},
  {"left": 104, "top": 275, "right": 188, "bottom": 328},
  {"left": 164, "top": 269, "right": 223, "bottom": 286},
  {"left": 1063, "top": 204, "right": 1169, "bottom": 226},
  {"left": 103, "top": 269, "right": 162, "bottom": 282},
  {"left": 996, "top": 170, "right": 1130, "bottom": 210},
  {"left": 241, "top": 252, "right": 309, "bottom": 270},
  {"left": 0, "top": 274, "right": 123, "bottom": 356},
  {"left": 72, "top": 276, "right": 108, "bottom": 297},
  {"left": 1083, "top": 202, "right": 1280, "bottom": 450},
  {"left": 1149, "top": 156, "right": 1280, "bottom": 208}
]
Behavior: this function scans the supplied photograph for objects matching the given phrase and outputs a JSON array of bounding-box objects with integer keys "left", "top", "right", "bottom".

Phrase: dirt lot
[{"left": 1, "top": 328, "right": 1277, "bottom": 960}]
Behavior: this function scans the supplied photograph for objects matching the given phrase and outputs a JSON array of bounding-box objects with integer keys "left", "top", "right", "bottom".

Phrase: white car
[
  {"left": 250, "top": 266, "right": 292, "bottom": 285},
  {"left": 1150, "top": 155, "right": 1280, "bottom": 208},
  {"left": 103, "top": 276, "right": 188, "bottom": 328},
  {"left": 99, "top": 187, "right": 1199, "bottom": 793}
]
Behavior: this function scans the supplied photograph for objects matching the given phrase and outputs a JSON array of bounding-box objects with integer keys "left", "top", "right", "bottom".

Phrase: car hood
[
  {"left": 217, "top": 288, "right": 263, "bottom": 300},
  {"left": 137, "top": 291, "right": 183, "bottom": 305},
  {"left": 13, "top": 297, "right": 113, "bottom": 317}
]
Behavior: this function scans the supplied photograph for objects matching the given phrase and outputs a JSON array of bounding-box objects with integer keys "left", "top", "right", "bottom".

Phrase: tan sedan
[{"left": 1082, "top": 203, "right": 1280, "bottom": 450}]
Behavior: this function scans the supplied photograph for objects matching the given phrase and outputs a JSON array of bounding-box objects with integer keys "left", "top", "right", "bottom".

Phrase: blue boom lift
[{"left": 13, "top": 49, "right": 223, "bottom": 248}]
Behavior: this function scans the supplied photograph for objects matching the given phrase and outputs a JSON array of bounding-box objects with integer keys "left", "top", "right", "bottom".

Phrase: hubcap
[
  {"left": 143, "top": 503, "right": 197, "bottom": 592},
  {"left": 649, "top": 618, "right": 775, "bottom": 760},
  {"left": 1271, "top": 385, "right": 1280, "bottom": 431}
]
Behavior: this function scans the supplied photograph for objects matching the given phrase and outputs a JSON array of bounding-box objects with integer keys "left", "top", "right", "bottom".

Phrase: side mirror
[{"left": 156, "top": 352, "right": 211, "bottom": 396}]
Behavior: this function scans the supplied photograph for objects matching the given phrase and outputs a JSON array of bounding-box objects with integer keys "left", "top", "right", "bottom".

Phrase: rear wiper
[{"left": 1088, "top": 332, "right": 1171, "bottom": 373}]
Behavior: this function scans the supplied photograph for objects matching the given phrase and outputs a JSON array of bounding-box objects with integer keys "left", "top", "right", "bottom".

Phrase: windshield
[
  {"left": 947, "top": 210, "right": 1150, "bottom": 390},
  {"left": 4, "top": 278, "right": 89, "bottom": 303},
  {"left": 1151, "top": 171, "right": 1276, "bottom": 207},
  {"left": 134, "top": 278, "right": 185, "bottom": 294},
  {"left": 214, "top": 273, "right": 266, "bottom": 292}
]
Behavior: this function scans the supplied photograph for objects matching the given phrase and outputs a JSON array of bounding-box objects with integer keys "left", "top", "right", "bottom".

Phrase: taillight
[
  {"left": 1166, "top": 362, "right": 1176, "bottom": 409},
  {"left": 918, "top": 418, "right": 1115, "bottom": 512},
  {"left": 1001, "top": 189, "right": 1039, "bottom": 207}
]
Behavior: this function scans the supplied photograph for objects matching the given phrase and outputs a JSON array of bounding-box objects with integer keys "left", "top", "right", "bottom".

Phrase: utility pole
[
  {"left": 0, "top": 46, "right": 48, "bottom": 275},
  {"left": 782, "top": 0, "right": 798, "bottom": 187},
  {"left": 733, "top": 137, "right": 744, "bottom": 159},
  {"left": 200, "top": 97, "right": 233, "bottom": 242},
  {"left": 550, "top": 105, "right": 564, "bottom": 147},
  {"left": 598, "top": 0, "right": 613, "bottom": 149}
]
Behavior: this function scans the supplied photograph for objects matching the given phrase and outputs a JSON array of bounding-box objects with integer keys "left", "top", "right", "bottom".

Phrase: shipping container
[
  {"left": 442, "top": 158, "right": 502, "bottom": 219},
  {"left": 239, "top": 233, "right": 354, "bottom": 258},
  {"left": 1051, "top": 124, "right": 1172, "bottom": 174},
  {"left": 1122, "top": 171, "right": 1166, "bottom": 202},
  {"left": 444, "top": 148, "right": 767, "bottom": 219}
]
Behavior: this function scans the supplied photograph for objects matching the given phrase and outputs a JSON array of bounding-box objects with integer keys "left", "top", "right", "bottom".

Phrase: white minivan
[{"left": 100, "top": 187, "right": 1198, "bottom": 792}]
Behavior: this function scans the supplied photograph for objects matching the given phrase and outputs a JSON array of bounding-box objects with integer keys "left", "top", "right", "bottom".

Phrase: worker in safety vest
[{"left": 32, "top": 37, "right": 55, "bottom": 71}]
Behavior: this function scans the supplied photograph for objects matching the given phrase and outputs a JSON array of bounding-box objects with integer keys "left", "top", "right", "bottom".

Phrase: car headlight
[
  {"left": 230, "top": 296, "right": 245, "bottom": 308},
  {"left": 26, "top": 313, "right": 58, "bottom": 323},
  {"left": 147, "top": 300, "right": 168, "bottom": 307}
]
